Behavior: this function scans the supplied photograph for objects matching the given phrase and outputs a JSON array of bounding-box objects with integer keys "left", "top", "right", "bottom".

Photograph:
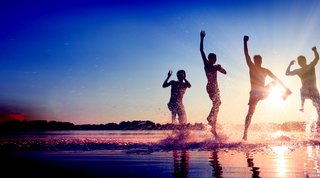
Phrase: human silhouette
[
  {"left": 242, "top": 35, "right": 292, "bottom": 141},
  {"left": 172, "top": 150, "right": 189, "bottom": 178},
  {"left": 285, "top": 46, "right": 320, "bottom": 131},
  {"left": 163, "top": 70, "right": 191, "bottom": 125},
  {"left": 208, "top": 150, "right": 223, "bottom": 178},
  {"left": 200, "top": 30, "right": 227, "bottom": 139}
]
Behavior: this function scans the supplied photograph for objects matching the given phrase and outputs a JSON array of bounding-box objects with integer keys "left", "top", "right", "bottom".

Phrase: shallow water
[
  {"left": 2, "top": 130, "right": 320, "bottom": 177},
  {"left": 11, "top": 146, "right": 320, "bottom": 178}
]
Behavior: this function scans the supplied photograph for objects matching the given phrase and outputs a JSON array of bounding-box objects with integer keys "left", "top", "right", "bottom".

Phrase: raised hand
[
  {"left": 289, "top": 60, "right": 295, "bottom": 65},
  {"left": 312, "top": 46, "right": 317, "bottom": 51},
  {"left": 244, "top": 35, "right": 249, "bottom": 42},
  {"left": 200, "top": 30, "right": 206, "bottom": 38},
  {"left": 167, "top": 70, "right": 173, "bottom": 78}
]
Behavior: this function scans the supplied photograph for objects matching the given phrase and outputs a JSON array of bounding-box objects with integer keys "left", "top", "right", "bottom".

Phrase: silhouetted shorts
[
  {"left": 167, "top": 102, "right": 187, "bottom": 124},
  {"left": 301, "top": 87, "right": 320, "bottom": 107},
  {"left": 168, "top": 102, "right": 185, "bottom": 115},
  {"left": 248, "top": 90, "right": 268, "bottom": 106}
]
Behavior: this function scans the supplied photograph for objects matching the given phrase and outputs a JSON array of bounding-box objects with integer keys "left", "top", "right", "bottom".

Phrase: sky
[{"left": 1, "top": 0, "right": 320, "bottom": 124}]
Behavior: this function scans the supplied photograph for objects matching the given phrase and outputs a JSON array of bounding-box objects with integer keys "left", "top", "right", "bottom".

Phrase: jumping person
[
  {"left": 242, "top": 35, "right": 292, "bottom": 141},
  {"left": 163, "top": 70, "right": 191, "bottom": 125},
  {"left": 285, "top": 46, "right": 320, "bottom": 131},
  {"left": 200, "top": 30, "right": 227, "bottom": 138}
]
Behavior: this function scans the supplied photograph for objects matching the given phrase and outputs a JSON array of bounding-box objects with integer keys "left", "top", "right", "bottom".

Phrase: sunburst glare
[{"left": 266, "top": 84, "right": 287, "bottom": 107}]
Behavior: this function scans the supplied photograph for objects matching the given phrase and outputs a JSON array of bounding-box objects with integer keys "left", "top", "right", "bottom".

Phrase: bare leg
[
  {"left": 172, "top": 111, "right": 177, "bottom": 124},
  {"left": 178, "top": 104, "right": 187, "bottom": 125},
  {"left": 300, "top": 96, "right": 305, "bottom": 112},
  {"left": 168, "top": 103, "right": 178, "bottom": 124},
  {"left": 243, "top": 104, "right": 257, "bottom": 141},
  {"left": 207, "top": 101, "right": 220, "bottom": 138}
]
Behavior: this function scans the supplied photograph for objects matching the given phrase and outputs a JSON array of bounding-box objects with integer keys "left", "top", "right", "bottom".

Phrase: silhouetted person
[
  {"left": 200, "top": 30, "right": 227, "bottom": 139},
  {"left": 172, "top": 150, "right": 189, "bottom": 178},
  {"left": 163, "top": 70, "right": 191, "bottom": 125},
  {"left": 242, "top": 35, "right": 292, "bottom": 141},
  {"left": 285, "top": 46, "right": 320, "bottom": 131},
  {"left": 209, "top": 150, "right": 223, "bottom": 178}
]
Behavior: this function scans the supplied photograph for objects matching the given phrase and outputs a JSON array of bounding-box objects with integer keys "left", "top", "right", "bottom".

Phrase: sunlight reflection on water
[{"left": 2, "top": 130, "right": 320, "bottom": 177}]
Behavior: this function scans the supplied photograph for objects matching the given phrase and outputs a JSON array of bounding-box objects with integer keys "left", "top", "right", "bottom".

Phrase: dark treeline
[
  {"left": 0, "top": 120, "right": 206, "bottom": 133},
  {"left": 0, "top": 120, "right": 308, "bottom": 133}
]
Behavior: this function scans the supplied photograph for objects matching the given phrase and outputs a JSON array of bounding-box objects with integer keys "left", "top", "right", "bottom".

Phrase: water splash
[
  {"left": 301, "top": 111, "right": 317, "bottom": 138},
  {"left": 1, "top": 129, "right": 320, "bottom": 152}
]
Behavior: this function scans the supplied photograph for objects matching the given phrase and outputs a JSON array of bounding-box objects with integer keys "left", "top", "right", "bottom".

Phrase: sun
[{"left": 266, "top": 85, "right": 287, "bottom": 107}]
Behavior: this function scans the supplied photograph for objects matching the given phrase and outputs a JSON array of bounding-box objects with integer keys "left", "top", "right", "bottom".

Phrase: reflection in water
[
  {"left": 209, "top": 150, "right": 223, "bottom": 178},
  {"left": 246, "top": 152, "right": 261, "bottom": 178},
  {"left": 315, "top": 145, "right": 320, "bottom": 174},
  {"left": 173, "top": 150, "right": 189, "bottom": 178},
  {"left": 305, "top": 144, "right": 313, "bottom": 177},
  {"left": 272, "top": 146, "right": 289, "bottom": 177},
  {"left": 305, "top": 145, "right": 320, "bottom": 176}
]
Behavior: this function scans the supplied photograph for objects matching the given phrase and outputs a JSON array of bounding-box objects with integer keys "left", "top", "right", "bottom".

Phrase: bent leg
[
  {"left": 263, "top": 81, "right": 276, "bottom": 98},
  {"left": 300, "top": 97, "right": 305, "bottom": 112}
]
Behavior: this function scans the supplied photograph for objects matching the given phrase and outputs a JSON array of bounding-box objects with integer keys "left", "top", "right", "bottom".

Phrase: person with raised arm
[
  {"left": 163, "top": 70, "right": 191, "bottom": 125},
  {"left": 242, "top": 35, "right": 292, "bottom": 141},
  {"left": 285, "top": 46, "right": 320, "bottom": 132},
  {"left": 200, "top": 30, "right": 227, "bottom": 139}
]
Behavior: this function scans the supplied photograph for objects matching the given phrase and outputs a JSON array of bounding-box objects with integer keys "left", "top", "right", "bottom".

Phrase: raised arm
[
  {"left": 200, "top": 30, "right": 209, "bottom": 65},
  {"left": 309, "top": 46, "right": 319, "bottom": 67},
  {"left": 285, "top": 60, "right": 298, "bottom": 76},
  {"left": 162, "top": 70, "right": 172, "bottom": 88},
  {"left": 243, "top": 35, "right": 254, "bottom": 67}
]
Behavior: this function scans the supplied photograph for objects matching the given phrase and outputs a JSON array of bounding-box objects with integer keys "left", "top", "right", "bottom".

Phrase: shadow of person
[
  {"left": 172, "top": 150, "right": 189, "bottom": 178},
  {"left": 209, "top": 150, "right": 223, "bottom": 178},
  {"left": 246, "top": 151, "right": 261, "bottom": 178}
]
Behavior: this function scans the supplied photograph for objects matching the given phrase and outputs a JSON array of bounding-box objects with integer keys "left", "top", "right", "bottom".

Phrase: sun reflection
[
  {"left": 305, "top": 145, "right": 320, "bottom": 175},
  {"left": 307, "top": 145, "right": 313, "bottom": 159},
  {"left": 272, "top": 146, "right": 289, "bottom": 177},
  {"left": 274, "top": 130, "right": 284, "bottom": 138},
  {"left": 315, "top": 146, "right": 320, "bottom": 174}
]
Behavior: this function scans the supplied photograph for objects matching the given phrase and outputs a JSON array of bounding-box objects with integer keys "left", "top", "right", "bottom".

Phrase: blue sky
[{"left": 1, "top": 0, "right": 320, "bottom": 124}]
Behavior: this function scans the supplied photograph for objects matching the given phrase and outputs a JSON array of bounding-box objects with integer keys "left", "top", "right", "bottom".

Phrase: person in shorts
[
  {"left": 163, "top": 70, "right": 191, "bottom": 125},
  {"left": 200, "top": 30, "right": 227, "bottom": 139},
  {"left": 286, "top": 46, "right": 320, "bottom": 131},
  {"left": 242, "top": 35, "right": 292, "bottom": 141}
]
